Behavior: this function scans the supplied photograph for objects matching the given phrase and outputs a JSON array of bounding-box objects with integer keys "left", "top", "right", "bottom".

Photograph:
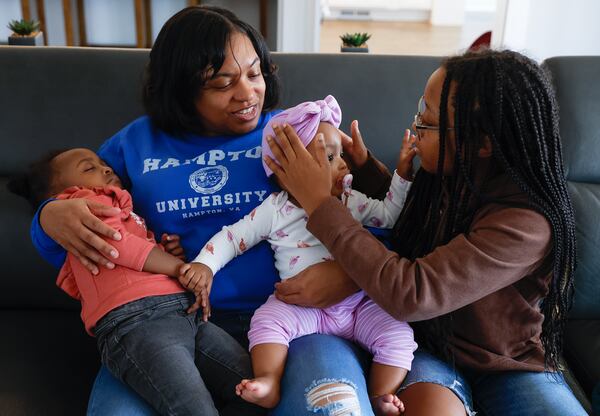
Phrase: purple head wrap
[{"left": 262, "top": 95, "right": 342, "bottom": 176}]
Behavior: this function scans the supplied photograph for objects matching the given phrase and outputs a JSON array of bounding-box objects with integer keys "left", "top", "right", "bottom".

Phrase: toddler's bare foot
[
  {"left": 235, "top": 377, "right": 280, "bottom": 408},
  {"left": 371, "top": 393, "right": 405, "bottom": 415}
]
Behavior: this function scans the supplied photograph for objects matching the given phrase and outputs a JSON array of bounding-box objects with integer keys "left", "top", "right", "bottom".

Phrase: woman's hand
[
  {"left": 160, "top": 233, "right": 185, "bottom": 260},
  {"left": 339, "top": 120, "right": 369, "bottom": 169},
  {"left": 263, "top": 124, "right": 331, "bottom": 215},
  {"left": 39, "top": 199, "right": 122, "bottom": 275},
  {"left": 274, "top": 261, "right": 359, "bottom": 308}
]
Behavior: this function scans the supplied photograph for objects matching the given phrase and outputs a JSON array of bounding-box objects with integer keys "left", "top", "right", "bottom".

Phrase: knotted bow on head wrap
[{"left": 262, "top": 95, "right": 342, "bottom": 176}]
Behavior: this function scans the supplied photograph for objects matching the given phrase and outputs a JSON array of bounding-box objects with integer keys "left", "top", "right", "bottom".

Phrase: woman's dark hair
[
  {"left": 7, "top": 149, "right": 65, "bottom": 210},
  {"left": 392, "top": 49, "right": 576, "bottom": 371},
  {"left": 143, "top": 5, "right": 280, "bottom": 136}
]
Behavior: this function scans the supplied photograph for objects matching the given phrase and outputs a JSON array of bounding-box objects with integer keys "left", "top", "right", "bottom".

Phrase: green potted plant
[
  {"left": 340, "top": 32, "right": 371, "bottom": 53},
  {"left": 7, "top": 19, "right": 43, "bottom": 46}
]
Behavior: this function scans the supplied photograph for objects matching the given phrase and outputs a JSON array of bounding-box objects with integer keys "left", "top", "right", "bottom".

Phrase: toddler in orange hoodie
[{"left": 8, "top": 148, "right": 264, "bottom": 416}]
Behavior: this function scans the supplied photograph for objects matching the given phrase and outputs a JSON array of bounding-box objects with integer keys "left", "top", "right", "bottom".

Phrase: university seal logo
[{"left": 189, "top": 166, "right": 229, "bottom": 194}]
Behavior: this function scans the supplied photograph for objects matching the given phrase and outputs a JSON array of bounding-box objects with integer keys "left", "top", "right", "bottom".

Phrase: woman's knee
[
  {"left": 305, "top": 379, "right": 362, "bottom": 415},
  {"left": 274, "top": 335, "right": 372, "bottom": 415},
  {"left": 399, "top": 382, "right": 467, "bottom": 416}
]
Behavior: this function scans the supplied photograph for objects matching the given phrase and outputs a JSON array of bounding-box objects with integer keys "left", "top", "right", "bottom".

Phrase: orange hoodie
[{"left": 56, "top": 186, "right": 184, "bottom": 335}]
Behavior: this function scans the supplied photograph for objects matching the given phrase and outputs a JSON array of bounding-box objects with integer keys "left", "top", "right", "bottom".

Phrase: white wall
[
  {"left": 430, "top": 0, "right": 465, "bottom": 26},
  {"left": 493, "top": 0, "right": 600, "bottom": 61},
  {"left": 277, "top": 0, "right": 320, "bottom": 52},
  {"left": 0, "top": 0, "right": 27, "bottom": 43}
]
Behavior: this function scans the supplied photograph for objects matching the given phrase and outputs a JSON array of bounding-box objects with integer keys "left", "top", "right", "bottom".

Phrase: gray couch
[{"left": 0, "top": 46, "right": 597, "bottom": 415}]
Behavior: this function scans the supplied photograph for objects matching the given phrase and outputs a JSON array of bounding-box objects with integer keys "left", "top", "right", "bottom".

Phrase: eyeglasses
[{"left": 414, "top": 96, "right": 454, "bottom": 139}]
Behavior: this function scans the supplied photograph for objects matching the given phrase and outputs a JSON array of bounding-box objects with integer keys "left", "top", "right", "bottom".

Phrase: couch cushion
[
  {"left": 0, "top": 178, "right": 77, "bottom": 310},
  {"left": 543, "top": 56, "right": 600, "bottom": 319},
  {"left": 565, "top": 319, "right": 600, "bottom": 396},
  {"left": 0, "top": 310, "right": 99, "bottom": 415},
  {"left": 567, "top": 182, "right": 600, "bottom": 318}
]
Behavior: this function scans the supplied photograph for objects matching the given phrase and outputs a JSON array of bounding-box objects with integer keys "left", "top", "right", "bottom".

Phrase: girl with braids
[{"left": 264, "top": 49, "right": 587, "bottom": 415}]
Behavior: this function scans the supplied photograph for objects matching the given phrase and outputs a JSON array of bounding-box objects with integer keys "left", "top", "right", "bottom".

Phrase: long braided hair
[{"left": 392, "top": 49, "right": 576, "bottom": 371}]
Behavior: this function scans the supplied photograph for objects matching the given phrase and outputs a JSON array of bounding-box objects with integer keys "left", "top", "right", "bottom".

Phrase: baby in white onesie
[{"left": 179, "top": 96, "right": 418, "bottom": 416}]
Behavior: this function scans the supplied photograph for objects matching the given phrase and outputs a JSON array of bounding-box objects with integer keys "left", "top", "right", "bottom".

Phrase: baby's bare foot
[
  {"left": 371, "top": 393, "right": 405, "bottom": 416},
  {"left": 235, "top": 377, "right": 280, "bottom": 408}
]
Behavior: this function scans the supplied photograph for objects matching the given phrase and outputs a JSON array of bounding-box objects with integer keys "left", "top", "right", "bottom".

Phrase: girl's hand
[
  {"left": 39, "top": 199, "right": 122, "bottom": 275},
  {"left": 396, "top": 129, "right": 417, "bottom": 181},
  {"left": 339, "top": 120, "right": 369, "bottom": 169},
  {"left": 274, "top": 261, "right": 359, "bottom": 308},
  {"left": 264, "top": 124, "right": 331, "bottom": 215},
  {"left": 160, "top": 233, "right": 185, "bottom": 260},
  {"left": 178, "top": 263, "right": 214, "bottom": 293}
]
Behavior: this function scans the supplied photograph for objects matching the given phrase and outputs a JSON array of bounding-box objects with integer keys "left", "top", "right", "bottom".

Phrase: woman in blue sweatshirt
[{"left": 32, "top": 6, "right": 375, "bottom": 415}]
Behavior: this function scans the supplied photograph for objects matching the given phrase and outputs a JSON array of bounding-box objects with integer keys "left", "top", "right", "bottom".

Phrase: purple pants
[{"left": 248, "top": 291, "right": 417, "bottom": 369}]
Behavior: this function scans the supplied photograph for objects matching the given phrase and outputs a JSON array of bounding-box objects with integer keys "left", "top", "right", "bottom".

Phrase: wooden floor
[{"left": 320, "top": 20, "right": 465, "bottom": 56}]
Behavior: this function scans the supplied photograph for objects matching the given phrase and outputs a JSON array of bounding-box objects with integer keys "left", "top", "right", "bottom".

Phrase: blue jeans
[
  {"left": 399, "top": 349, "right": 588, "bottom": 416},
  {"left": 89, "top": 297, "right": 263, "bottom": 416},
  {"left": 88, "top": 310, "right": 374, "bottom": 415}
]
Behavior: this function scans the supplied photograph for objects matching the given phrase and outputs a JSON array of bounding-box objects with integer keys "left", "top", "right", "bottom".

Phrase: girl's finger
[
  {"left": 273, "top": 124, "right": 298, "bottom": 163},
  {"left": 350, "top": 120, "right": 365, "bottom": 147},
  {"left": 312, "top": 134, "right": 329, "bottom": 168},
  {"left": 266, "top": 135, "right": 289, "bottom": 167},
  {"left": 263, "top": 155, "right": 286, "bottom": 179},
  {"left": 282, "top": 123, "right": 310, "bottom": 158},
  {"left": 187, "top": 298, "right": 201, "bottom": 314},
  {"left": 274, "top": 279, "right": 301, "bottom": 296},
  {"left": 339, "top": 128, "right": 353, "bottom": 148}
]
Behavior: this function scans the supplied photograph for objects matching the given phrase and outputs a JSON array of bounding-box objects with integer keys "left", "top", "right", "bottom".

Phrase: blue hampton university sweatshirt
[{"left": 31, "top": 113, "right": 279, "bottom": 311}]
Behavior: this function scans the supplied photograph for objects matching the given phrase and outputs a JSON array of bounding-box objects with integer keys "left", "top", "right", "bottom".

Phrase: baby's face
[
  {"left": 51, "top": 148, "right": 122, "bottom": 193},
  {"left": 306, "top": 123, "right": 349, "bottom": 197}
]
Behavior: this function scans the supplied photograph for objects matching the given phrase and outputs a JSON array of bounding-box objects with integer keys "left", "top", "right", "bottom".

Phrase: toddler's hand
[
  {"left": 396, "top": 129, "right": 417, "bottom": 181},
  {"left": 160, "top": 233, "right": 185, "bottom": 260},
  {"left": 178, "top": 263, "right": 214, "bottom": 320},
  {"left": 194, "top": 286, "right": 211, "bottom": 322}
]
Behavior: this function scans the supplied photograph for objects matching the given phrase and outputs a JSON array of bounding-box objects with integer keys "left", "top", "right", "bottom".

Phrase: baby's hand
[
  {"left": 178, "top": 263, "right": 214, "bottom": 320},
  {"left": 160, "top": 233, "right": 185, "bottom": 260},
  {"left": 396, "top": 129, "right": 417, "bottom": 181}
]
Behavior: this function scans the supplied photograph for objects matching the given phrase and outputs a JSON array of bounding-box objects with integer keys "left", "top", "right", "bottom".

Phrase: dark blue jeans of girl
[{"left": 93, "top": 293, "right": 263, "bottom": 416}]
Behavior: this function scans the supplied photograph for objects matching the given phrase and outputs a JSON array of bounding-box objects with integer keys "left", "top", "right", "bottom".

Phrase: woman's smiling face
[{"left": 194, "top": 32, "right": 266, "bottom": 136}]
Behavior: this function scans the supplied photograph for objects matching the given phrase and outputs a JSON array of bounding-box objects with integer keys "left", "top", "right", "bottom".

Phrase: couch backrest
[
  {"left": 0, "top": 46, "right": 440, "bottom": 309},
  {"left": 543, "top": 56, "right": 600, "bottom": 319},
  {"left": 0, "top": 47, "right": 148, "bottom": 310},
  {"left": 3, "top": 47, "right": 597, "bottom": 320}
]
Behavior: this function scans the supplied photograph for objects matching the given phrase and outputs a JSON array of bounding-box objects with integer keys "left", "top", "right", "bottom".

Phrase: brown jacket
[{"left": 308, "top": 155, "right": 553, "bottom": 372}]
